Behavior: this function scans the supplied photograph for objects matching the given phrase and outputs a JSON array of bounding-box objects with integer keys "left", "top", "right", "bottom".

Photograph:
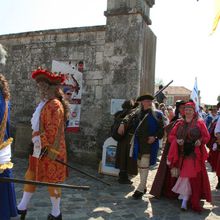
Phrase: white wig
[{"left": 0, "top": 44, "right": 7, "bottom": 65}]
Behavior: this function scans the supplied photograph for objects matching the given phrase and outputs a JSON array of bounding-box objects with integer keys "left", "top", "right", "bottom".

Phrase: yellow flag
[{"left": 212, "top": 0, "right": 220, "bottom": 32}]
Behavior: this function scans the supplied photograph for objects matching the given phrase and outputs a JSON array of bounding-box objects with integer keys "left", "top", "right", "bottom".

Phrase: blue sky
[{"left": 0, "top": 0, "right": 219, "bottom": 104}]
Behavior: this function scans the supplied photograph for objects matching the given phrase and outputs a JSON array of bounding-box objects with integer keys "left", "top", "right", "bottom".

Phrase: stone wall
[{"left": 0, "top": 0, "right": 156, "bottom": 166}]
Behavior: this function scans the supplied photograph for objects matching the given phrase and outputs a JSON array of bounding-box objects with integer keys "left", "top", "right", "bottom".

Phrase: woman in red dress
[
  {"left": 167, "top": 102, "right": 211, "bottom": 212},
  {"left": 150, "top": 100, "right": 185, "bottom": 198}
]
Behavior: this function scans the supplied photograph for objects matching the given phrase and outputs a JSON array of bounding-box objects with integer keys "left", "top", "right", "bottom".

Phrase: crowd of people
[
  {"left": 113, "top": 89, "right": 220, "bottom": 213},
  {"left": 0, "top": 40, "right": 220, "bottom": 218}
]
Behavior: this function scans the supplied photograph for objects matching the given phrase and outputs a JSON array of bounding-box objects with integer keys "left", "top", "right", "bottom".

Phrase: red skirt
[{"left": 208, "top": 149, "right": 220, "bottom": 175}]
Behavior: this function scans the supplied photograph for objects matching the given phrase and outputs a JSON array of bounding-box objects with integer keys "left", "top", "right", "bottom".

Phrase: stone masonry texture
[{"left": 0, "top": 0, "right": 156, "bottom": 165}]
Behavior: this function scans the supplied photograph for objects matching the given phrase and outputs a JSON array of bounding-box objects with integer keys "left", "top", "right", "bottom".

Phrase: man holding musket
[{"left": 118, "top": 94, "right": 164, "bottom": 199}]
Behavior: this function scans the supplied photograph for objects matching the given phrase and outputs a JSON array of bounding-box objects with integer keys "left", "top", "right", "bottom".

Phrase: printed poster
[{"left": 52, "top": 60, "right": 82, "bottom": 132}]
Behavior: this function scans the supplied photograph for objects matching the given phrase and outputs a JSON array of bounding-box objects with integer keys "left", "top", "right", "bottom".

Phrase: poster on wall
[
  {"left": 52, "top": 60, "right": 83, "bottom": 132},
  {"left": 99, "top": 137, "right": 119, "bottom": 176},
  {"left": 110, "top": 99, "right": 126, "bottom": 115}
]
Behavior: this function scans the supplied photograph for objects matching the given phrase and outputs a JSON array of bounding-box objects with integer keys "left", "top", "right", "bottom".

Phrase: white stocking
[
  {"left": 17, "top": 192, "right": 33, "bottom": 210},
  {"left": 181, "top": 195, "right": 189, "bottom": 209},
  {"left": 50, "top": 197, "right": 61, "bottom": 217}
]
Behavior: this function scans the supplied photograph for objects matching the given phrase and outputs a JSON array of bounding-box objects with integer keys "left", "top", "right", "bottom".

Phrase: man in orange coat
[{"left": 17, "top": 68, "right": 69, "bottom": 220}]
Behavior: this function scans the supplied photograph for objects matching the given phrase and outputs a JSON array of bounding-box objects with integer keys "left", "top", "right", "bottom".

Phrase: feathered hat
[{"left": 32, "top": 67, "right": 65, "bottom": 85}]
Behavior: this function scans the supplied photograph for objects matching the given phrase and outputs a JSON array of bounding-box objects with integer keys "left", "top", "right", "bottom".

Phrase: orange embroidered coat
[{"left": 26, "top": 99, "right": 67, "bottom": 183}]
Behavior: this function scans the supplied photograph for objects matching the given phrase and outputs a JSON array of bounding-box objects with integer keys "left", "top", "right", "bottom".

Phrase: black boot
[
  {"left": 17, "top": 208, "right": 27, "bottom": 220},
  {"left": 118, "top": 171, "right": 133, "bottom": 184},
  {"left": 216, "top": 176, "right": 220, "bottom": 190},
  {"left": 132, "top": 190, "right": 144, "bottom": 200},
  {"left": 47, "top": 213, "right": 62, "bottom": 220}
]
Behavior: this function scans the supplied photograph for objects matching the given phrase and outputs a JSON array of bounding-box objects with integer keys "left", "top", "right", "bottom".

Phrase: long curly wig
[{"left": 0, "top": 74, "right": 10, "bottom": 100}]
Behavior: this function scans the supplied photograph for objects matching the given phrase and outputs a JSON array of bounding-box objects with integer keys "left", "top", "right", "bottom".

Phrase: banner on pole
[{"left": 190, "top": 77, "right": 200, "bottom": 113}]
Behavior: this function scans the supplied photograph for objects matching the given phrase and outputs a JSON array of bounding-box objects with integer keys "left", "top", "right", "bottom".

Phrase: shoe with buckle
[
  {"left": 47, "top": 213, "right": 62, "bottom": 220},
  {"left": 132, "top": 190, "right": 144, "bottom": 200},
  {"left": 17, "top": 208, "right": 27, "bottom": 220}
]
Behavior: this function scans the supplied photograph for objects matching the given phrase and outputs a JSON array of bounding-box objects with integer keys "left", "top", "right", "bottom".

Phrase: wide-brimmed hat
[
  {"left": 32, "top": 67, "right": 65, "bottom": 85},
  {"left": 136, "top": 94, "right": 154, "bottom": 102}
]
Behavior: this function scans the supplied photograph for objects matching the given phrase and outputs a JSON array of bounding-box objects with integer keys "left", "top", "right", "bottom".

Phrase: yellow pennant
[{"left": 212, "top": 0, "right": 220, "bottom": 32}]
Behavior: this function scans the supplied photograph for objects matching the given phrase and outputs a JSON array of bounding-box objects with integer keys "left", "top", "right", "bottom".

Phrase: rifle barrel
[{"left": 154, "top": 80, "right": 173, "bottom": 98}]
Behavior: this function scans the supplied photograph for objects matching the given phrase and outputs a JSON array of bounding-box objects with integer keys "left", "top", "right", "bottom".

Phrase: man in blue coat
[{"left": 118, "top": 94, "right": 164, "bottom": 199}]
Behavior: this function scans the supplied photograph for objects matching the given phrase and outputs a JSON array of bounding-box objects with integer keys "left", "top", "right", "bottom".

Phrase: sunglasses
[{"left": 66, "top": 93, "right": 72, "bottom": 95}]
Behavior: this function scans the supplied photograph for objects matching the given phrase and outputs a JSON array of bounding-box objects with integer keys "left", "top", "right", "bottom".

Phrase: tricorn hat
[
  {"left": 32, "top": 67, "right": 65, "bottom": 85},
  {"left": 175, "top": 100, "right": 186, "bottom": 108},
  {"left": 136, "top": 94, "right": 154, "bottom": 102}
]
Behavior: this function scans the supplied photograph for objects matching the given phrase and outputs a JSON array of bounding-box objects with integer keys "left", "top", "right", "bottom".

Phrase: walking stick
[
  {"left": 55, "top": 158, "right": 111, "bottom": 186},
  {"left": 0, "top": 177, "right": 90, "bottom": 190}
]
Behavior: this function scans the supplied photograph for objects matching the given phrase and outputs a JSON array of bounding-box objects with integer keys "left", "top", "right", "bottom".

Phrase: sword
[
  {"left": 0, "top": 177, "right": 90, "bottom": 190},
  {"left": 55, "top": 158, "right": 111, "bottom": 186}
]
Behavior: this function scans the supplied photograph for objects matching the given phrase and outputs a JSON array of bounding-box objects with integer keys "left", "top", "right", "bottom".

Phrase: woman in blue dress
[{"left": 0, "top": 72, "right": 18, "bottom": 219}]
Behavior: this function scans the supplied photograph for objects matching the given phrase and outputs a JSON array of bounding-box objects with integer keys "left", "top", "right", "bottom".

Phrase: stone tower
[
  {"left": 103, "top": 0, "right": 156, "bottom": 103},
  {"left": 95, "top": 0, "right": 157, "bottom": 161}
]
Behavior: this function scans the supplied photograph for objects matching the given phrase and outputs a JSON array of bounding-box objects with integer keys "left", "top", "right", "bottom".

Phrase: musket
[
  {"left": 123, "top": 80, "right": 174, "bottom": 128},
  {"left": 55, "top": 158, "right": 111, "bottom": 186},
  {"left": 154, "top": 80, "right": 173, "bottom": 98},
  {"left": 0, "top": 177, "right": 90, "bottom": 190}
]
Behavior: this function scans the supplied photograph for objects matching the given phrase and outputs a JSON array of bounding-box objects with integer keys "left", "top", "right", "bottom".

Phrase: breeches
[{"left": 23, "top": 168, "right": 61, "bottom": 197}]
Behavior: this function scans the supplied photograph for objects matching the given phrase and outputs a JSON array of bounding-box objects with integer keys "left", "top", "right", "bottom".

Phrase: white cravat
[{"left": 31, "top": 100, "right": 47, "bottom": 132}]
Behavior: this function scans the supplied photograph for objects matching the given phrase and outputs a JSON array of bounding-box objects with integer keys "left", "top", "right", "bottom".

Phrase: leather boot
[{"left": 132, "top": 190, "right": 144, "bottom": 199}]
